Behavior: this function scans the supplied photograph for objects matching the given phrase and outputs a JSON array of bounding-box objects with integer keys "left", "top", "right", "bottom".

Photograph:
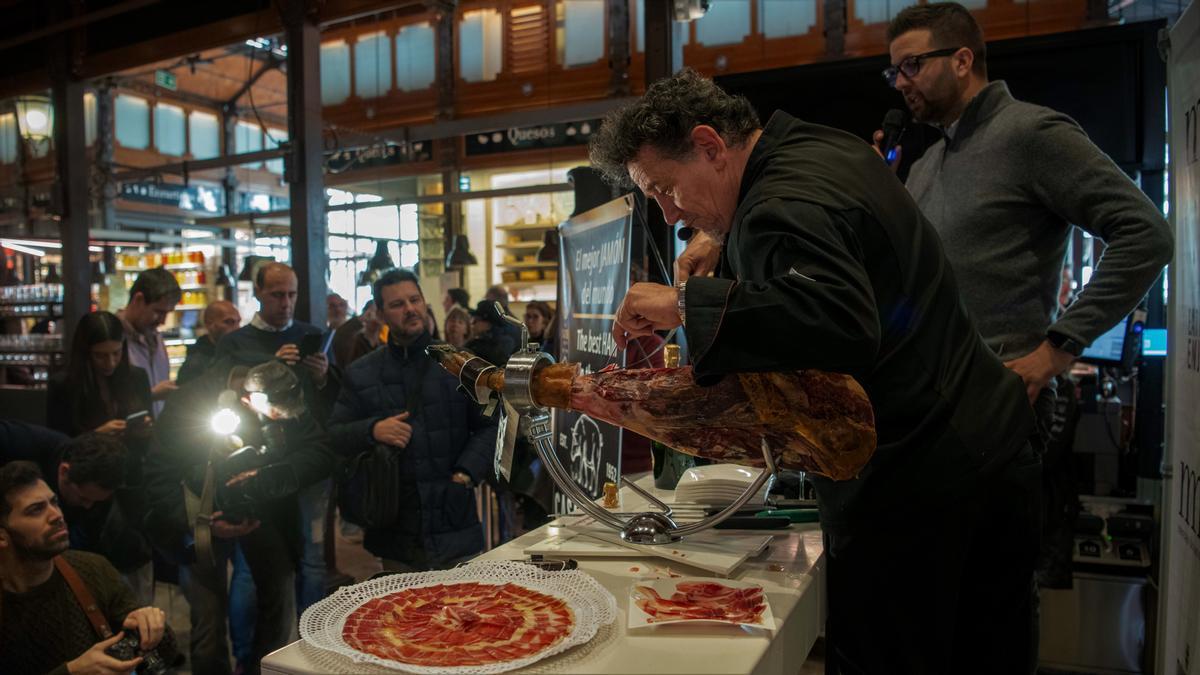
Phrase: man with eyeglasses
[
  {"left": 877, "top": 2, "right": 1173, "bottom": 604},
  {"left": 879, "top": 3, "right": 1171, "bottom": 420}
]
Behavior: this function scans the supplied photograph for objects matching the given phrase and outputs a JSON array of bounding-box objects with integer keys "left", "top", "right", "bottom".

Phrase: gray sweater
[{"left": 906, "top": 81, "right": 1173, "bottom": 359}]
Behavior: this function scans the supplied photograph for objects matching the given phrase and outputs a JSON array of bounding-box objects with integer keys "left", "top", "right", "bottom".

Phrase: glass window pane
[
  {"left": 0, "top": 114, "right": 17, "bottom": 164},
  {"left": 328, "top": 259, "right": 358, "bottom": 310},
  {"left": 694, "top": 0, "right": 751, "bottom": 46},
  {"left": 854, "top": 0, "right": 917, "bottom": 25},
  {"left": 326, "top": 188, "right": 354, "bottom": 206},
  {"left": 356, "top": 205, "right": 400, "bottom": 239},
  {"left": 400, "top": 242, "right": 420, "bottom": 268},
  {"left": 84, "top": 93, "right": 97, "bottom": 147},
  {"left": 395, "top": 23, "right": 436, "bottom": 91},
  {"left": 115, "top": 94, "right": 149, "bottom": 150},
  {"left": 189, "top": 111, "right": 220, "bottom": 160},
  {"left": 355, "top": 31, "right": 392, "bottom": 99},
  {"left": 153, "top": 103, "right": 186, "bottom": 156},
  {"left": 759, "top": 0, "right": 817, "bottom": 38},
  {"left": 460, "top": 9, "right": 502, "bottom": 82},
  {"left": 235, "top": 122, "right": 263, "bottom": 168},
  {"left": 355, "top": 238, "right": 376, "bottom": 255},
  {"left": 399, "top": 203, "right": 419, "bottom": 241},
  {"left": 329, "top": 235, "right": 356, "bottom": 254},
  {"left": 321, "top": 40, "right": 352, "bottom": 105},
  {"left": 265, "top": 127, "right": 287, "bottom": 174},
  {"left": 561, "top": 0, "right": 605, "bottom": 66},
  {"left": 328, "top": 210, "right": 354, "bottom": 234}
]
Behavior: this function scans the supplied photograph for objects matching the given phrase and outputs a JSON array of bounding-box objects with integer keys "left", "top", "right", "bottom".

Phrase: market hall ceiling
[{"left": 0, "top": 0, "right": 437, "bottom": 100}]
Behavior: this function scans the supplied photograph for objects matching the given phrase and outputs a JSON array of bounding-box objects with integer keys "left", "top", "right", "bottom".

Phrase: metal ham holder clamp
[{"left": 458, "top": 303, "right": 777, "bottom": 545}]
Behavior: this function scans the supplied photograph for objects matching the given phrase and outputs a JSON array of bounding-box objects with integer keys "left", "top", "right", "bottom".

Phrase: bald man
[{"left": 177, "top": 300, "right": 241, "bottom": 385}]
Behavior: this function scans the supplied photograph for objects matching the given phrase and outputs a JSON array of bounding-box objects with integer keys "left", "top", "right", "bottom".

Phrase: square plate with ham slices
[{"left": 627, "top": 578, "right": 775, "bottom": 631}]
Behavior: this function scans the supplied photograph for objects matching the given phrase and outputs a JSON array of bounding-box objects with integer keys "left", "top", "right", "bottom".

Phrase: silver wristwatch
[{"left": 675, "top": 280, "right": 687, "bottom": 327}]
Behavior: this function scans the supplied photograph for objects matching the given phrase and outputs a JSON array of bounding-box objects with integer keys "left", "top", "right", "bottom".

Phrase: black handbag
[
  {"left": 338, "top": 443, "right": 407, "bottom": 529},
  {"left": 337, "top": 356, "right": 428, "bottom": 530}
]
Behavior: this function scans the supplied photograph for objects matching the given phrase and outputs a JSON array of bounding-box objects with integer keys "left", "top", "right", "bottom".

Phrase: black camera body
[
  {"left": 105, "top": 632, "right": 170, "bottom": 675},
  {"left": 214, "top": 419, "right": 299, "bottom": 521}
]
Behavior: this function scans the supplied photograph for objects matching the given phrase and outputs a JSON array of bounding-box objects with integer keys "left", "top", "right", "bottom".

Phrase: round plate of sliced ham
[{"left": 301, "top": 561, "right": 616, "bottom": 673}]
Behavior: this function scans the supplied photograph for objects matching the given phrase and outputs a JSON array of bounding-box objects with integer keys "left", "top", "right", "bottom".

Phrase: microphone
[{"left": 881, "top": 109, "right": 908, "bottom": 165}]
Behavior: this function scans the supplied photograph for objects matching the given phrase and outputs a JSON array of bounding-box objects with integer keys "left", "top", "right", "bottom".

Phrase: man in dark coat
[
  {"left": 465, "top": 300, "right": 519, "bottom": 368},
  {"left": 328, "top": 269, "right": 495, "bottom": 571},
  {"left": 177, "top": 300, "right": 242, "bottom": 386},
  {"left": 144, "top": 360, "right": 335, "bottom": 675},
  {"left": 591, "top": 69, "right": 1040, "bottom": 674}
]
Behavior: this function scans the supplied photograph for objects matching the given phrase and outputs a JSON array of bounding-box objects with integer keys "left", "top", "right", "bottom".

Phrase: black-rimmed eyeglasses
[{"left": 882, "top": 47, "right": 963, "bottom": 87}]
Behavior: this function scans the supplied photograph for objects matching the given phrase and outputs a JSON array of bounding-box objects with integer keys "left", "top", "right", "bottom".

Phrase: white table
[{"left": 263, "top": 500, "right": 825, "bottom": 675}]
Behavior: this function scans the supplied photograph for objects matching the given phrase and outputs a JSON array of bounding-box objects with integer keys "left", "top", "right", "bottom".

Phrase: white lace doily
[{"left": 300, "top": 560, "right": 617, "bottom": 674}]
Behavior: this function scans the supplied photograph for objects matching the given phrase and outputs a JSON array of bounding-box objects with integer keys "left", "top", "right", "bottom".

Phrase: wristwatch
[
  {"left": 675, "top": 280, "right": 688, "bottom": 327},
  {"left": 1046, "top": 330, "right": 1084, "bottom": 357}
]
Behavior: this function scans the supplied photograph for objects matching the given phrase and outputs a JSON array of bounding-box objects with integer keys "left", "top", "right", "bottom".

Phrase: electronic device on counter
[{"left": 1080, "top": 313, "right": 1144, "bottom": 368}]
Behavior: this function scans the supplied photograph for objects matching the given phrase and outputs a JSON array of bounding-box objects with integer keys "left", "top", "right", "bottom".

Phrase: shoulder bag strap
[{"left": 53, "top": 555, "right": 114, "bottom": 640}]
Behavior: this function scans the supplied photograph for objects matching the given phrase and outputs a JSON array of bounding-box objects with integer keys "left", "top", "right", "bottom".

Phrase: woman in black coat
[{"left": 46, "top": 310, "right": 154, "bottom": 578}]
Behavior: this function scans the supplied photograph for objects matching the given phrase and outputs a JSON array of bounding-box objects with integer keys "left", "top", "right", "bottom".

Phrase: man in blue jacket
[{"left": 329, "top": 269, "right": 496, "bottom": 571}]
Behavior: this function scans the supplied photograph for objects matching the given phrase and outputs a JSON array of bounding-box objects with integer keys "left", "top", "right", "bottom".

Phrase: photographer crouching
[
  {"left": 144, "top": 359, "right": 335, "bottom": 675},
  {"left": 0, "top": 461, "right": 178, "bottom": 675}
]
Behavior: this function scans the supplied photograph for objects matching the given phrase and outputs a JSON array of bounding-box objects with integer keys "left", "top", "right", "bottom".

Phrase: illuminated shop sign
[
  {"left": 119, "top": 182, "right": 221, "bottom": 213},
  {"left": 325, "top": 140, "right": 432, "bottom": 173},
  {"left": 464, "top": 119, "right": 602, "bottom": 156}
]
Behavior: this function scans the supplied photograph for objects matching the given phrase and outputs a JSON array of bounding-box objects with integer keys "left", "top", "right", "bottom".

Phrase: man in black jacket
[
  {"left": 328, "top": 269, "right": 495, "bottom": 571},
  {"left": 591, "top": 70, "right": 1039, "bottom": 674},
  {"left": 177, "top": 300, "right": 241, "bottom": 386},
  {"left": 144, "top": 361, "right": 335, "bottom": 675}
]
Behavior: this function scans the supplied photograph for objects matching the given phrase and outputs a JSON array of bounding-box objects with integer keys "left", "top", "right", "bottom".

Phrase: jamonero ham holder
[{"left": 427, "top": 303, "right": 877, "bottom": 545}]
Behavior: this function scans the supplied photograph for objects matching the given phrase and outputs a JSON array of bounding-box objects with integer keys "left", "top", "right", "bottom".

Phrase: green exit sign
[{"left": 155, "top": 70, "right": 177, "bottom": 91}]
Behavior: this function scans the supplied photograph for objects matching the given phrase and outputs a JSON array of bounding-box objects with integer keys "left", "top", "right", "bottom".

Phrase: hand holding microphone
[{"left": 872, "top": 109, "right": 909, "bottom": 170}]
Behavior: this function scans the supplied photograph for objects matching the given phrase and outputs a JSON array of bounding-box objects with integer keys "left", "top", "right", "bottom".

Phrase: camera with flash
[{"left": 207, "top": 361, "right": 306, "bottom": 520}]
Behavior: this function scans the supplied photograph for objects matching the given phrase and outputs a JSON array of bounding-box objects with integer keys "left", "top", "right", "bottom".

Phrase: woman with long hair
[
  {"left": 48, "top": 311, "right": 153, "bottom": 437},
  {"left": 46, "top": 311, "right": 155, "bottom": 601},
  {"left": 525, "top": 297, "right": 556, "bottom": 353},
  {"left": 443, "top": 305, "right": 471, "bottom": 349}
]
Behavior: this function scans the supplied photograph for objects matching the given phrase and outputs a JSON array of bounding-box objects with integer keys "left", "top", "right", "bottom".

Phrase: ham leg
[{"left": 427, "top": 345, "right": 875, "bottom": 480}]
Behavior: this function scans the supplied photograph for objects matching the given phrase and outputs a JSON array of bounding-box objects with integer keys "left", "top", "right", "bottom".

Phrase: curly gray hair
[{"left": 588, "top": 69, "right": 761, "bottom": 187}]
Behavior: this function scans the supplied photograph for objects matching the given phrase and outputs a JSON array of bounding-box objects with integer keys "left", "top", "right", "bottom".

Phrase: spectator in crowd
[
  {"left": 326, "top": 293, "right": 350, "bottom": 331},
  {"left": 443, "top": 306, "right": 471, "bottom": 349},
  {"left": 425, "top": 306, "right": 441, "bottom": 341},
  {"left": 0, "top": 461, "right": 177, "bottom": 675},
  {"left": 118, "top": 268, "right": 182, "bottom": 415},
  {"left": 213, "top": 262, "right": 340, "bottom": 615},
  {"left": 145, "top": 361, "right": 334, "bottom": 675},
  {"left": 484, "top": 285, "right": 510, "bottom": 312},
  {"left": 47, "top": 311, "right": 153, "bottom": 440},
  {"left": 329, "top": 269, "right": 495, "bottom": 572},
  {"left": 177, "top": 300, "right": 242, "bottom": 386},
  {"left": 442, "top": 287, "right": 470, "bottom": 314},
  {"left": 331, "top": 300, "right": 384, "bottom": 368},
  {"left": 523, "top": 301, "right": 554, "bottom": 347},
  {"left": 1, "top": 429, "right": 126, "bottom": 547},
  {"left": 46, "top": 311, "right": 155, "bottom": 602},
  {"left": 466, "top": 301, "right": 520, "bottom": 368}
]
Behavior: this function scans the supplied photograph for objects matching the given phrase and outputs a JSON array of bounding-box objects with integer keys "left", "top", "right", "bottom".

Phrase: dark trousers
[
  {"left": 178, "top": 518, "right": 297, "bottom": 675},
  {"left": 825, "top": 443, "right": 1043, "bottom": 675}
]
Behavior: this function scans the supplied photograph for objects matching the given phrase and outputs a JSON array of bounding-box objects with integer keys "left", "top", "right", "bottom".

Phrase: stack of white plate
[{"left": 673, "top": 464, "right": 774, "bottom": 506}]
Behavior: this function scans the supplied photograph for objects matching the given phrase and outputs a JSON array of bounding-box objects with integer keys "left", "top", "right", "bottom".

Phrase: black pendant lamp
[
  {"left": 238, "top": 255, "right": 274, "bottom": 283},
  {"left": 445, "top": 234, "right": 478, "bottom": 269},
  {"left": 357, "top": 240, "right": 396, "bottom": 287}
]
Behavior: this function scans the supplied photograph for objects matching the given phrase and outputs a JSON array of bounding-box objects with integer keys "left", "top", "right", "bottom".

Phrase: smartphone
[
  {"left": 124, "top": 410, "right": 150, "bottom": 431},
  {"left": 298, "top": 333, "right": 323, "bottom": 358}
]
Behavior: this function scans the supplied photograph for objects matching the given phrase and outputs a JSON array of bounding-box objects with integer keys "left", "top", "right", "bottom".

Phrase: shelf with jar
[
  {"left": 0, "top": 285, "right": 68, "bottom": 389},
  {"left": 114, "top": 249, "right": 214, "bottom": 313}
]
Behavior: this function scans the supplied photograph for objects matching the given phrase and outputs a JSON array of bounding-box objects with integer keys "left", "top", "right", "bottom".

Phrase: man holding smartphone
[{"left": 211, "top": 261, "right": 341, "bottom": 616}]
